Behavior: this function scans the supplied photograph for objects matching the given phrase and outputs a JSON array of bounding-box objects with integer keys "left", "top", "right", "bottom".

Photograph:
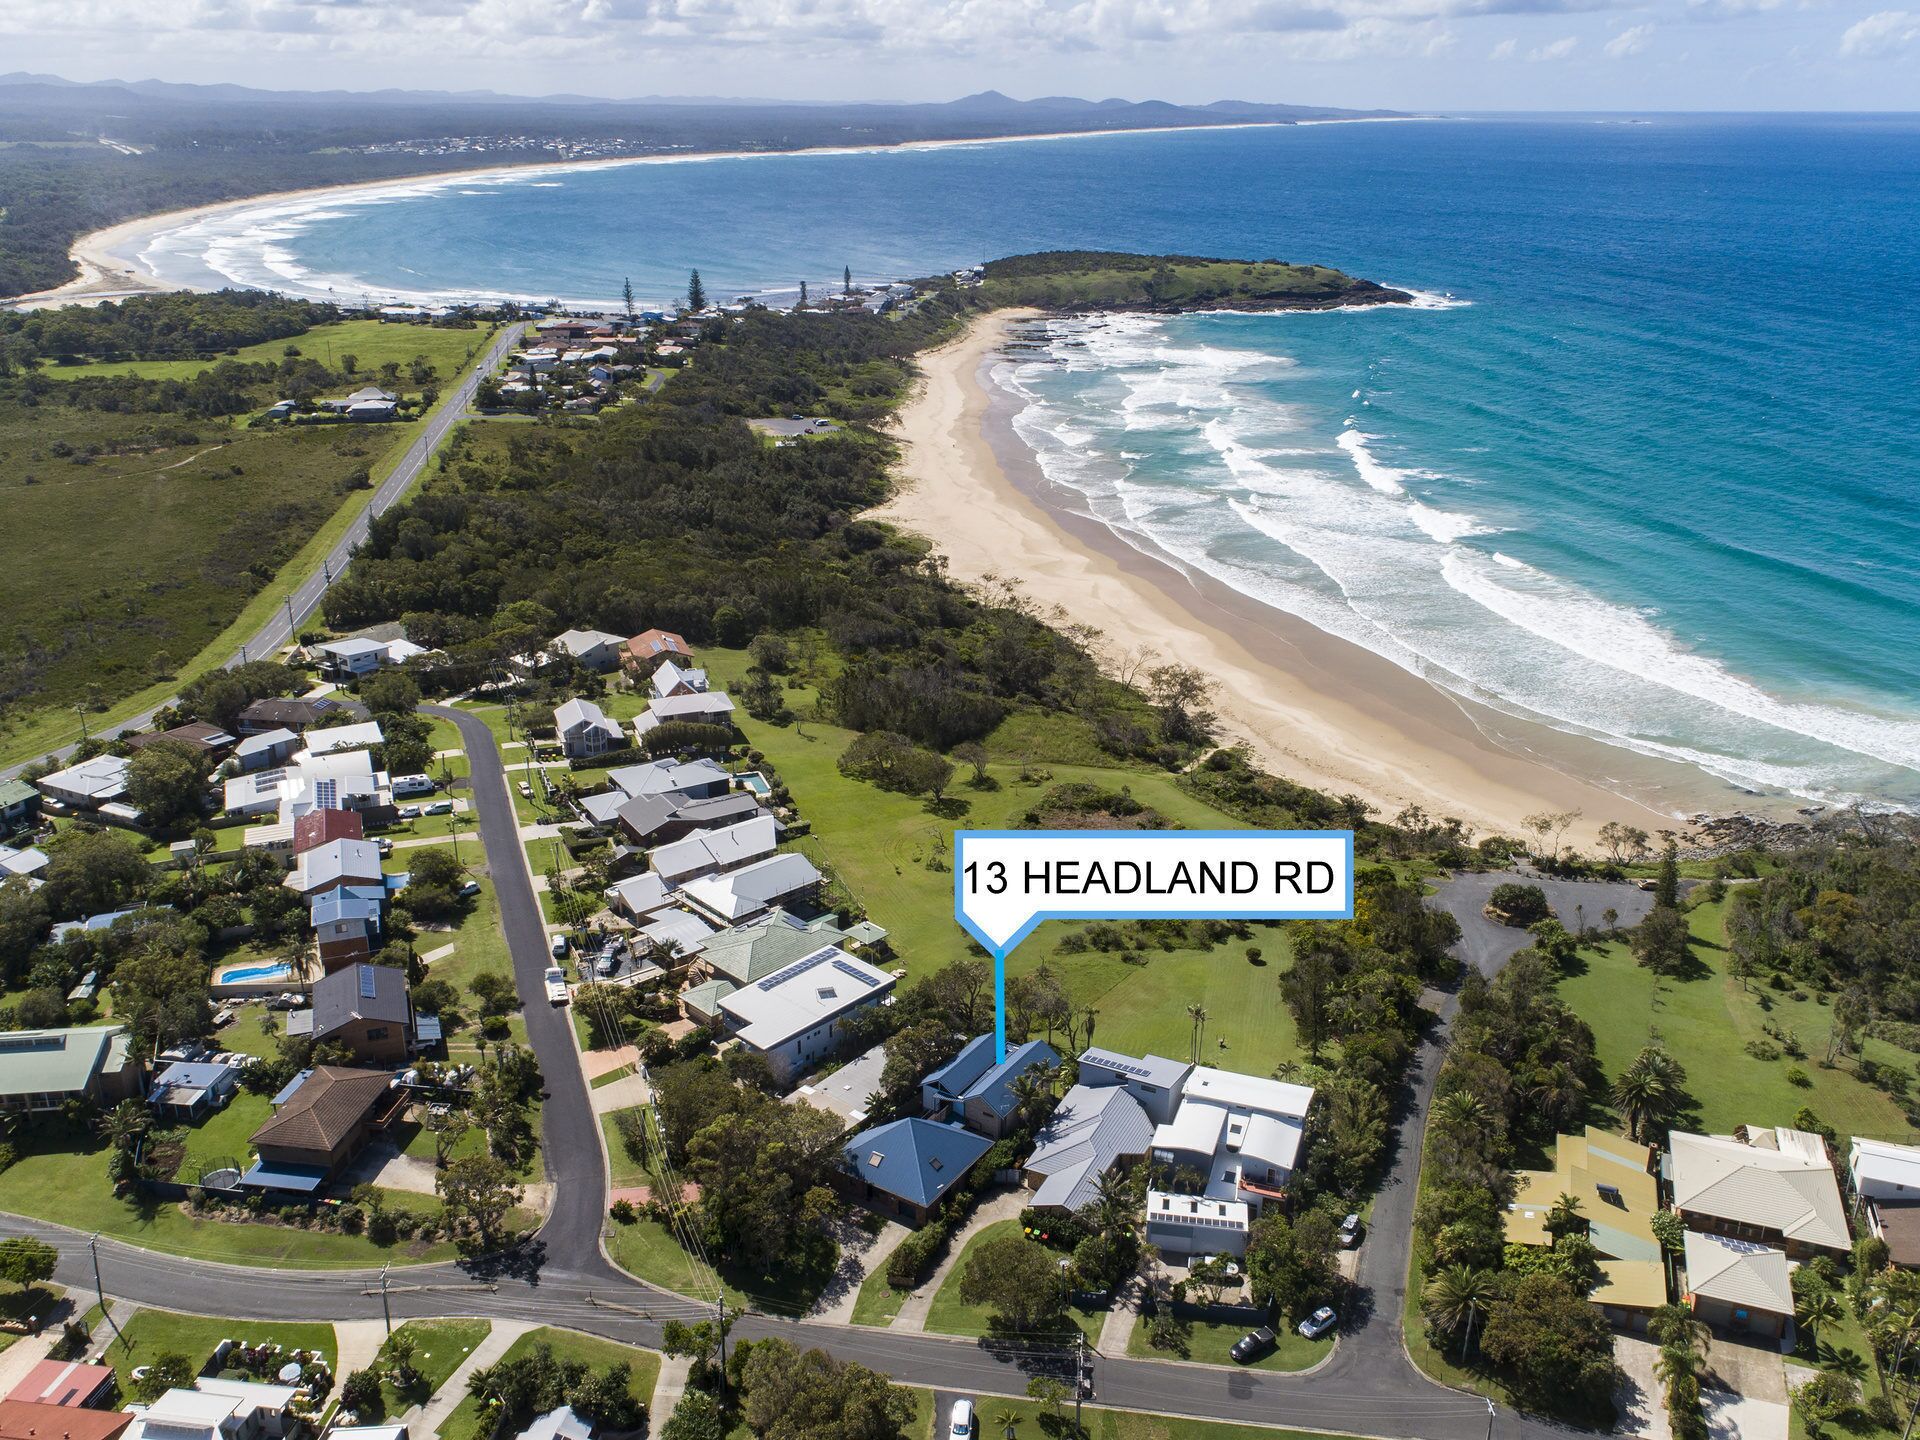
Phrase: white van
[
  {"left": 391, "top": 774, "right": 436, "bottom": 798},
  {"left": 947, "top": 1399, "right": 975, "bottom": 1439}
]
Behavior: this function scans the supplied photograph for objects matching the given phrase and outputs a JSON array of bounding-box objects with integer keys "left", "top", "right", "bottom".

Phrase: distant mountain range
[{"left": 0, "top": 73, "right": 1401, "bottom": 124}]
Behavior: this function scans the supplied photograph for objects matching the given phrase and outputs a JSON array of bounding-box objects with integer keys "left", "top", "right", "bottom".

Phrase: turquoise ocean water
[{"left": 136, "top": 116, "right": 1920, "bottom": 810}]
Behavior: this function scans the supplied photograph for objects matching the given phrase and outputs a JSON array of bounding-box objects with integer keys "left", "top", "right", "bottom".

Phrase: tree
[
  {"left": 1597, "top": 821, "right": 1651, "bottom": 865},
  {"left": 1545, "top": 1192, "right": 1587, "bottom": 1240},
  {"left": 738, "top": 1339, "right": 915, "bottom": 1440},
  {"left": 1612, "top": 1044, "right": 1689, "bottom": 1143},
  {"left": 113, "top": 932, "right": 213, "bottom": 1057},
  {"left": 1654, "top": 841, "right": 1681, "bottom": 909},
  {"left": 567, "top": 1363, "right": 642, "bottom": 1429},
  {"left": 1422, "top": 1264, "right": 1496, "bottom": 1357},
  {"left": 1632, "top": 906, "right": 1693, "bottom": 976},
  {"left": 687, "top": 271, "right": 706, "bottom": 312},
  {"left": 844, "top": 264, "right": 853, "bottom": 295},
  {"left": 1186, "top": 1003, "right": 1209, "bottom": 1064},
  {"left": 1487, "top": 883, "right": 1550, "bottom": 926},
  {"left": 126, "top": 741, "right": 208, "bottom": 829},
  {"left": 339, "top": 1368, "right": 383, "bottom": 1417},
  {"left": 1479, "top": 1273, "right": 1621, "bottom": 1415},
  {"left": 1797, "top": 1283, "right": 1843, "bottom": 1348},
  {"left": 1246, "top": 1211, "right": 1339, "bottom": 1321},
  {"left": 1521, "top": 810, "right": 1581, "bottom": 864},
  {"left": 135, "top": 1353, "right": 195, "bottom": 1403},
  {"left": 436, "top": 1154, "right": 523, "bottom": 1249},
  {"left": 1793, "top": 1372, "right": 1858, "bottom": 1439},
  {"left": 957, "top": 1231, "right": 1070, "bottom": 1335},
  {"left": 659, "top": 1390, "right": 727, "bottom": 1440},
  {"left": 0, "top": 883, "right": 50, "bottom": 987},
  {"left": 798, "top": 280, "right": 809, "bottom": 308},
  {"left": 622, "top": 277, "right": 636, "bottom": 322},
  {"left": 837, "top": 731, "right": 953, "bottom": 799},
  {"left": 0, "top": 1237, "right": 57, "bottom": 1295},
  {"left": 42, "top": 829, "right": 148, "bottom": 917},
  {"left": 405, "top": 845, "right": 469, "bottom": 921},
  {"left": 953, "top": 740, "right": 990, "bottom": 786},
  {"left": 1145, "top": 663, "right": 1215, "bottom": 745},
  {"left": 1281, "top": 947, "right": 1337, "bottom": 1061}
]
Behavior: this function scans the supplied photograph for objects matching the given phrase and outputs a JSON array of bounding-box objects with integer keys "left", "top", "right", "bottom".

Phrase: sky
[{"left": 2, "top": 0, "right": 1917, "bottom": 111}]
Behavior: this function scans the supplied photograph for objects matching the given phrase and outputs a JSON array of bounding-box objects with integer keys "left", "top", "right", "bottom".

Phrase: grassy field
[
  {"left": 1558, "top": 898, "right": 1920, "bottom": 1141},
  {"left": 435, "top": 1327, "right": 658, "bottom": 1440},
  {"left": 600, "top": 1109, "right": 648, "bottom": 1188},
  {"left": 98, "top": 1306, "right": 337, "bottom": 1392},
  {"left": 1127, "top": 1313, "right": 1326, "bottom": 1372},
  {"left": 850, "top": 1258, "right": 913, "bottom": 1328},
  {"left": 603, "top": 1211, "right": 836, "bottom": 1318},
  {"left": 895, "top": 1387, "right": 1355, "bottom": 1440},
  {"left": 41, "top": 319, "right": 495, "bottom": 384},
  {"left": 922, "top": 1219, "right": 1095, "bottom": 1342},
  {"left": 375, "top": 1318, "right": 491, "bottom": 1417}
]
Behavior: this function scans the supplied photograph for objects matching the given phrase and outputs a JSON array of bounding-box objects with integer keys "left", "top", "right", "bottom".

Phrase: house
[
  {"left": 1669, "top": 1127, "right": 1850, "bottom": 1258},
  {"left": 0, "top": 1025, "right": 141, "bottom": 1115},
  {"left": 649, "top": 814, "right": 779, "bottom": 887},
  {"left": 233, "top": 728, "right": 300, "bottom": 773},
  {"left": 714, "top": 944, "right": 895, "bottom": 1085},
  {"left": 513, "top": 1408, "right": 592, "bottom": 1440},
  {"left": 35, "top": 755, "right": 130, "bottom": 811},
  {"left": 126, "top": 722, "right": 234, "bottom": 757},
  {"left": 312, "top": 890, "right": 383, "bottom": 971},
  {"left": 286, "top": 839, "right": 384, "bottom": 898},
  {"left": 554, "top": 699, "right": 624, "bottom": 759},
  {"left": 299, "top": 721, "right": 385, "bottom": 758},
  {"left": 48, "top": 907, "right": 171, "bottom": 945},
  {"left": 0, "top": 1404, "right": 131, "bottom": 1440},
  {"left": 922, "top": 1036, "right": 1060, "bottom": 1139},
  {"left": 1023, "top": 1084, "right": 1155, "bottom": 1214},
  {"left": 624, "top": 629, "right": 694, "bottom": 672},
  {"left": 1146, "top": 1191, "right": 1252, "bottom": 1259},
  {"left": 787, "top": 1042, "right": 889, "bottom": 1130},
  {"left": 245, "top": 1066, "right": 399, "bottom": 1190},
  {"left": 1850, "top": 1138, "right": 1920, "bottom": 1267},
  {"left": 0, "top": 778, "right": 39, "bottom": 829},
  {"left": 120, "top": 1378, "right": 299, "bottom": 1440},
  {"left": 630, "top": 691, "right": 734, "bottom": 739},
  {"left": 1682, "top": 1231, "right": 1793, "bottom": 1337},
  {"left": 680, "top": 910, "right": 859, "bottom": 1015},
  {"left": 347, "top": 401, "right": 397, "bottom": 422},
  {"left": 679, "top": 851, "right": 822, "bottom": 926},
  {"left": 840, "top": 1118, "right": 991, "bottom": 1227},
  {"left": 650, "top": 660, "right": 709, "bottom": 698},
  {"left": 1508, "top": 1128, "right": 1668, "bottom": 1325},
  {"left": 0, "top": 845, "right": 48, "bottom": 883},
  {"left": 288, "top": 964, "right": 414, "bottom": 1065},
  {"left": 637, "top": 908, "right": 716, "bottom": 965},
  {"left": 550, "top": 629, "right": 628, "bottom": 673},
  {"left": 148, "top": 1060, "right": 240, "bottom": 1121},
  {"left": 605, "top": 873, "right": 674, "bottom": 921},
  {"left": 1148, "top": 1065, "right": 1314, "bottom": 1210},
  {"left": 314, "top": 638, "right": 392, "bottom": 679},
  {"left": 5, "top": 1359, "right": 117, "bottom": 1408},
  {"left": 237, "top": 698, "right": 350, "bottom": 734},
  {"left": 1075, "top": 1048, "right": 1192, "bottom": 1125},
  {"left": 606, "top": 757, "right": 729, "bottom": 805},
  {"left": 614, "top": 791, "right": 764, "bottom": 847},
  {"left": 346, "top": 386, "right": 398, "bottom": 406},
  {"left": 294, "top": 809, "right": 365, "bottom": 854}
]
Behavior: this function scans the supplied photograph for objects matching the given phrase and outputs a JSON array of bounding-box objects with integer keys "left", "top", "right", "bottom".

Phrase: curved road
[
  {"left": 0, "top": 728, "right": 1625, "bottom": 1439},
  {"left": 0, "top": 323, "right": 524, "bottom": 782}
]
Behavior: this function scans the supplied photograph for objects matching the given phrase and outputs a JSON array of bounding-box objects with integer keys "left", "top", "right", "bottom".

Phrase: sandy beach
[
  {"left": 872, "top": 310, "right": 1782, "bottom": 846},
  {"left": 7, "top": 121, "right": 1303, "bottom": 311}
]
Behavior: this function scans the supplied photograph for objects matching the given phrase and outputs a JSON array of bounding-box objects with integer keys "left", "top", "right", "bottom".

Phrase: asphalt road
[
  {"left": 1429, "top": 869, "right": 1655, "bottom": 975},
  {"left": 0, "top": 322, "right": 524, "bottom": 781}
]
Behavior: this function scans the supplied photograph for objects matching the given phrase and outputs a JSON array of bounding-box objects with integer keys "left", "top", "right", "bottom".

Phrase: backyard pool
[
  {"left": 218, "top": 961, "right": 294, "bottom": 984},
  {"left": 737, "top": 771, "right": 772, "bottom": 797}
]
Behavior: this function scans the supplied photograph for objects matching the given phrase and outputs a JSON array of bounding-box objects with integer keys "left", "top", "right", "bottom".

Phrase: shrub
[
  {"left": 339, "top": 1369, "right": 383, "bottom": 1417},
  {"left": 336, "top": 1203, "right": 365, "bottom": 1234},
  {"left": 610, "top": 1199, "right": 637, "bottom": 1224},
  {"left": 1787, "top": 1067, "right": 1811, "bottom": 1088},
  {"left": 886, "top": 1221, "right": 951, "bottom": 1288},
  {"left": 1487, "top": 883, "right": 1550, "bottom": 926}
]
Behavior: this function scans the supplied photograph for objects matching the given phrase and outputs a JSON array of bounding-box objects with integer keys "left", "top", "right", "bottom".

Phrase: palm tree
[
  {"left": 1655, "top": 1340, "right": 1704, "bottom": 1391},
  {"left": 1528, "top": 1061, "right": 1588, "bottom": 1132},
  {"left": 1798, "top": 1286, "right": 1844, "bottom": 1351},
  {"left": 1546, "top": 1191, "right": 1587, "bottom": 1239},
  {"left": 99, "top": 1097, "right": 152, "bottom": 1155},
  {"left": 1187, "top": 1004, "right": 1209, "bottom": 1064},
  {"left": 992, "top": 1409, "right": 1022, "bottom": 1439},
  {"left": 1422, "top": 1264, "right": 1497, "bottom": 1358},
  {"left": 1433, "top": 1089, "right": 1489, "bottom": 1134},
  {"left": 1008, "top": 1065, "right": 1057, "bottom": 1130},
  {"left": 1613, "top": 1045, "right": 1687, "bottom": 1142}
]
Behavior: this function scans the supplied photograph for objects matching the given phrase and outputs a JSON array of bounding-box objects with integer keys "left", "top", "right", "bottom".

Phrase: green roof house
[{"left": 0, "top": 1025, "right": 141, "bottom": 1115}]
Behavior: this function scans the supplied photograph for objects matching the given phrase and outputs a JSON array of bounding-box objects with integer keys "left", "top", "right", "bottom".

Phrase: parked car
[
  {"left": 1339, "top": 1213, "right": 1363, "bottom": 1248},
  {"left": 458, "top": 879, "right": 482, "bottom": 898},
  {"left": 1298, "top": 1306, "right": 1338, "bottom": 1340},
  {"left": 375, "top": 838, "right": 394, "bottom": 856},
  {"left": 1230, "top": 1326, "right": 1278, "bottom": 1364},
  {"left": 518, "top": 781, "right": 534, "bottom": 799},
  {"left": 543, "top": 967, "right": 569, "bottom": 1004},
  {"left": 396, "top": 804, "right": 422, "bottom": 819},
  {"left": 550, "top": 934, "right": 569, "bottom": 960},
  {"left": 391, "top": 773, "right": 436, "bottom": 798},
  {"left": 947, "top": 1399, "right": 975, "bottom": 1439},
  {"left": 423, "top": 800, "right": 455, "bottom": 816}
]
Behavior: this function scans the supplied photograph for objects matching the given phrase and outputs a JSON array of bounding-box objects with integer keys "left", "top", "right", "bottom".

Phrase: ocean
[{"left": 137, "top": 115, "right": 1920, "bottom": 811}]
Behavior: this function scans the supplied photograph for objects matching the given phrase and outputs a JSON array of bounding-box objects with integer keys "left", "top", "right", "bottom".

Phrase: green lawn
[
  {"left": 100, "top": 1306, "right": 337, "bottom": 1393},
  {"left": 850, "top": 1261, "right": 913, "bottom": 1328},
  {"left": 375, "top": 1319, "right": 491, "bottom": 1418},
  {"left": 170, "top": 1090, "right": 273, "bottom": 1178},
  {"left": 603, "top": 1209, "right": 836, "bottom": 1318},
  {"left": 897, "top": 1388, "right": 1365, "bottom": 1440},
  {"left": 42, "top": 319, "right": 495, "bottom": 385},
  {"left": 922, "top": 1219, "right": 1094, "bottom": 1342},
  {"left": 1127, "top": 1313, "right": 1325, "bottom": 1372},
  {"left": 435, "top": 1327, "right": 658, "bottom": 1440},
  {"left": 600, "top": 1109, "right": 648, "bottom": 1187},
  {"left": 1559, "top": 898, "right": 1920, "bottom": 1141},
  {"left": 0, "top": 1126, "right": 461, "bottom": 1268},
  {"left": 0, "top": 1282, "right": 65, "bottom": 1338}
]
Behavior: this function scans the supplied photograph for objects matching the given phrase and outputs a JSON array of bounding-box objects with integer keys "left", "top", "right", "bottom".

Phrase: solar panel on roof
[
  {"left": 1087, "top": 1052, "right": 1151, "bottom": 1078},
  {"left": 358, "top": 966, "right": 378, "bottom": 999},
  {"left": 754, "top": 947, "right": 835, "bottom": 992},
  {"left": 831, "top": 958, "right": 880, "bottom": 988}
]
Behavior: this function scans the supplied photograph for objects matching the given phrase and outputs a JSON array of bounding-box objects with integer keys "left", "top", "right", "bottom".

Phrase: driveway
[
  {"left": 1702, "top": 1333, "right": 1790, "bottom": 1440},
  {"left": 1615, "top": 1335, "right": 1674, "bottom": 1440},
  {"left": 1428, "top": 869, "right": 1655, "bottom": 974}
]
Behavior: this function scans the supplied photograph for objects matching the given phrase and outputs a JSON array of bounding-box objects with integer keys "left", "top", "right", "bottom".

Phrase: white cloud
[
  {"left": 1528, "top": 32, "right": 1578, "bottom": 55},
  {"left": 1604, "top": 21, "right": 1652, "bottom": 53},
  {"left": 1489, "top": 33, "right": 1519, "bottom": 53},
  {"left": 1840, "top": 8, "right": 1920, "bottom": 52}
]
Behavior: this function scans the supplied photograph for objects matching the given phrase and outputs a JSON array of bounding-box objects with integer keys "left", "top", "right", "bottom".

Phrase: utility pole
[
  {"left": 89, "top": 1235, "right": 125, "bottom": 1348},
  {"left": 1074, "top": 1332, "right": 1091, "bottom": 1429},
  {"left": 378, "top": 1261, "right": 393, "bottom": 1336},
  {"left": 714, "top": 1298, "right": 729, "bottom": 1403},
  {"left": 284, "top": 596, "right": 298, "bottom": 641}
]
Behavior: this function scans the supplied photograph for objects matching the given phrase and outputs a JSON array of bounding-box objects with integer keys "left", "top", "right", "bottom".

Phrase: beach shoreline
[
  {"left": 9, "top": 120, "right": 1319, "bottom": 311},
  {"left": 872, "top": 310, "right": 1797, "bottom": 847}
]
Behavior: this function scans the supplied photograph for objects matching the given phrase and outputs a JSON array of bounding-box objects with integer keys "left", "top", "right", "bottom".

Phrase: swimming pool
[
  {"left": 737, "top": 771, "right": 772, "bottom": 797},
  {"left": 221, "top": 961, "right": 294, "bottom": 984}
]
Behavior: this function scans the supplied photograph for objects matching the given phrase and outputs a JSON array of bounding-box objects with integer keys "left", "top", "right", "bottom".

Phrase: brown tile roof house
[
  {"left": 293, "top": 809, "right": 365, "bottom": 854},
  {"left": 0, "top": 1402, "right": 132, "bottom": 1440},
  {"left": 624, "top": 629, "right": 693, "bottom": 669},
  {"left": 6, "top": 1360, "right": 116, "bottom": 1408},
  {"left": 125, "top": 722, "right": 234, "bottom": 756},
  {"left": 247, "top": 1065, "right": 397, "bottom": 1186},
  {"left": 236, "top": 697, "right": 350, "bottom": 735}
]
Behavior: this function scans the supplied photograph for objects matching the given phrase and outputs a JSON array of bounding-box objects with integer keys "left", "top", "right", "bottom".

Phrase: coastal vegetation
[{"left": 974, "top": 250, "right": 1409, "bottom": 312}]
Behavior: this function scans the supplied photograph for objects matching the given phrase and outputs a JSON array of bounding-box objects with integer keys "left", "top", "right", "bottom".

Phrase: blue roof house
[
  {"left": 922, "top": 1036, "right": 1060, "bottom": 1139},
  {"left": 842, "top": 1118, "right": 992, "bottom": 1226}
]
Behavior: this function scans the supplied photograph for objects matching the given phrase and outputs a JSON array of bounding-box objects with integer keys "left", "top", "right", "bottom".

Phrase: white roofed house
[
  {"left": 550, "top": 628, "right": 628, "bottom": 673},
  {"left": 554, "top": 698, "right": 624, "bottom": 759},
  {"left": 715, "top": 944, "right": 896, "bottom": 1084},
  {"left": 36, "top": 754, "right": 131, "bottom": 812},
  {"left": 1669, "top": 1126, "right": 1851, "bottom": 1259},
  {"left": 679, "top": 851, "right": 823, "bottom": 926},
  {"left": 631, "top": 691, "right": 735, "bottom": 740},
  {"left": 313, "top": 637, "right": 391, "bottom": 679},
  {"left": 1851, "top": 1137, "right": 1920, "bottom": 1267},
  {"left": 1023, "top": 1082, "right": 1155, "bottom": 1213},
  {"left": 648, "top": 814, "right": 779, "bottom": 887},
  {"left": 298, "top": 720, "right": 385, "bottom": 758},
  {"left": 606, "top": 757, "right": 730, "bottom": 804},
  {"left": 650, "top": 659, "right": 710, "bottom": 698}
]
